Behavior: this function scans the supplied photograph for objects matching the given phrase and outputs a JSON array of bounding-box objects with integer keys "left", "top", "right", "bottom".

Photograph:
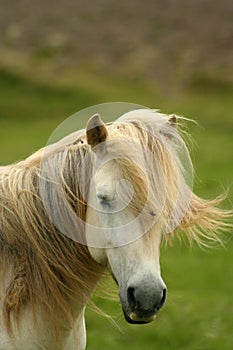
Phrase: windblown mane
[
  {"left": 0, "top": 133, "right": 104, "bottom": 334},
  {"left": 0, "top": 110, "right": 231, "bottom": 336},
  {"left": 109, "top": 110, "right": 231, "bottom": 246}
]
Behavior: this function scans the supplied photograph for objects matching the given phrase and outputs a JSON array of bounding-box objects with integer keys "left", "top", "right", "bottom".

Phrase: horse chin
[{"left": 123, "top": 309, "right": 156, "bottom": 325}]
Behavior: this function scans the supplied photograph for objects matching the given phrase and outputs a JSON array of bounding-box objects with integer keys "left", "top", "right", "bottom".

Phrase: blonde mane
[
  {"left": 0, "top": 137, "right": 104, "bottom": 335},
  {"left": 108, "top": 112, "right": 231, "bottom": 246},
  {"left": 0, "top": 110, "right": 231, "bottom": 337}
]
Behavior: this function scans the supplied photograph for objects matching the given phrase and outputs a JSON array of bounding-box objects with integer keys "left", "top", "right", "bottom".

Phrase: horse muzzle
[{"left": 120, "top": 277, "right": 167, "bottom": 324}]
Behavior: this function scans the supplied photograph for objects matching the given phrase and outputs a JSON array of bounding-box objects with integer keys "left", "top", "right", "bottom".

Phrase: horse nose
[{"left": 127, "top": 284, "right": 167, "bottom": 316}]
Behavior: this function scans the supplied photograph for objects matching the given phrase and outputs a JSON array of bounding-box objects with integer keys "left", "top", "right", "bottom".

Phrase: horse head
[{"left": 85, "top": 113, "right": 170, "bottom": 323}]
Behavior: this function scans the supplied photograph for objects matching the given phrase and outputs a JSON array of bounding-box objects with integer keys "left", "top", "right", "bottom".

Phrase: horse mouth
[{"left": 123, "top": 309, "right": 156, "bottom": 324}]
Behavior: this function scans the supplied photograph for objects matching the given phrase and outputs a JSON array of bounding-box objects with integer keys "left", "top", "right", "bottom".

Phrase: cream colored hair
[{"left": 0, "top": 110, "right": 231, "bottom": 336}]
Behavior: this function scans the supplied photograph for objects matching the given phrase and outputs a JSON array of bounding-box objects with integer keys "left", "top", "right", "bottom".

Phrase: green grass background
[{"left": 0, "top": 68, "right": 232, "bottom": 349}]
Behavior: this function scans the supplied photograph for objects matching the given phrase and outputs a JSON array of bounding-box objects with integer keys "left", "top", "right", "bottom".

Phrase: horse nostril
[
  {"left": 127, "top": 285, "right": 167, "bottom": 315},
  {"left": 127, "top": 287, "right": 137, "bottom": 310},
  {"left": 156, "top": 288, "right": 167, "bottom": 311}
]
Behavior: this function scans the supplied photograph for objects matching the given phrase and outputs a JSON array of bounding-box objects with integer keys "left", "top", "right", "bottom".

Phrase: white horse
[{"left": 0, "top": 110, "right": 229, "bottom": 349}]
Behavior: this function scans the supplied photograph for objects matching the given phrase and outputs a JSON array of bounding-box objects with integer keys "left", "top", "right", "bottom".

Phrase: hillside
[{"left": 0, "top": 0, "right": 232, "bottom": 90}]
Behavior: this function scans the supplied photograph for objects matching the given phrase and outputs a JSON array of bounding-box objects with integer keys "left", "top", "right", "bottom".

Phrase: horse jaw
[{"left": 87, "top": 224, "right": 167, "bottom": 324}]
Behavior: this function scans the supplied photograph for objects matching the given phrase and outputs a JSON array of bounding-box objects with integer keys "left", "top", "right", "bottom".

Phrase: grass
[
  {"left": 86, "top": 241, "right": 233, "bottom": 350},
  {"left": 0, "top": 68, "right": 232, "bottom": 349}
]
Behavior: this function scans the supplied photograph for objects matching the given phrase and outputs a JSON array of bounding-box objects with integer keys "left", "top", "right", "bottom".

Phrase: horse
[{"left": 0, "top": 109, "right": 230, "bottom": 350}]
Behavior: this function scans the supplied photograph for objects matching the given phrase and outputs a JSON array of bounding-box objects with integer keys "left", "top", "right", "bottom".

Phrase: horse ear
[
  {"left": 160, "top": 114, "right": 178, "bottom": 139},
  {"left": 168, "top": 114, "right": 177, "bottom": 127},
  {"left": 86, "top": 114, "right": 108, "bottom": 148}
]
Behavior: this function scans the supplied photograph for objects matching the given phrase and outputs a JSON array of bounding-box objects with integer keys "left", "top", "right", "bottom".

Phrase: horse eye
[{"left": 97, "top": 194, "right": 111, "bottom": 205}]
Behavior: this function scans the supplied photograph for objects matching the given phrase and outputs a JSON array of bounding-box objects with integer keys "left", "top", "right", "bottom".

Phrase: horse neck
[{"left": 0, "top": 159, "right": 105, "bottom": 331}]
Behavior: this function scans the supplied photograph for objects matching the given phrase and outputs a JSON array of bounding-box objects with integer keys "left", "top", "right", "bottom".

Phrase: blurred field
[
  {"left": 1, "top": 0, "right": 232, "bottom": 91},
  {"left": 0, "top": 66, "right": 232, "bottom": 350}
]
